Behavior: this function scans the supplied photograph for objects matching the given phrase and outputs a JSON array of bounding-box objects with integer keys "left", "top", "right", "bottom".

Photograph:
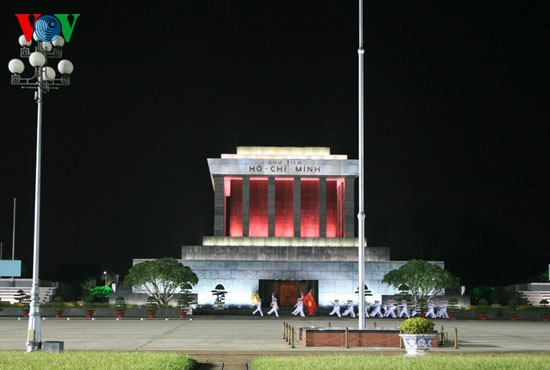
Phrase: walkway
[{"left": 1, "top": 316, "right": 548, "bottom": 369}]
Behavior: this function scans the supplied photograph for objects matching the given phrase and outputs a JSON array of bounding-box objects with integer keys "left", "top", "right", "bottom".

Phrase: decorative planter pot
[
  {"left": 85, "top": 310, "right": 95, "bottom": 318},
  {"left": 22, "top": 309, "right": 30, "bottom": 317},
  {"left": 53, "top": 310, "right": 63, "bottom": 318},
  {"left": 509, "top": 313, "right": 518, "bottom": 321},
  {"left": 213, "top": 302, "right": 225, "bottom": 310},
  {"left": 478, "top": 313, "right": 488, "bottom": 320},
  {"left": 540, "top": 313, "right": 549, "bottom": 321},
  {"left": 115, "top": 310, "right": 125, "bottom": 318},
  {"left": 178, "top": 311, "right": 187, "bottom": 318},
  {"left": 399, "top": 334, "right": 436, "bottom": 356},
  {"left": 147, "top": 310, "right": 156, "bottom": 318},
  {"left": 448, "top": 312, "right": 457, "bottom": 320}
]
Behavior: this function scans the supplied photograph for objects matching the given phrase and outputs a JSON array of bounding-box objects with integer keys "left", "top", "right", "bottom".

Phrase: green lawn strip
[
  {"left": 251, "top": 353, "right": 550, "bottom": 370},
  {"left": 0, "top": 351, "right": 197, "bottom": 370}
]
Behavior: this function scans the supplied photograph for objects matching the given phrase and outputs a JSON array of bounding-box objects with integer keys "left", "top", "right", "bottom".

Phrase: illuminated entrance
[{"left": 259, "top": 280, "right": 318, "bottom": 307}]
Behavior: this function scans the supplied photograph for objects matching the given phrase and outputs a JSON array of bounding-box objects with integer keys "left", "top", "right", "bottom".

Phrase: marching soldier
[
  {"left": 370, "top": 300, "right": 383, "bottom": 318},
  {"left": 364, "top": 301, "right": 370, "bottom": 318},
  {"left": 291, "top": 294, "right": 305, "bottom": 317},
  {"left": 267, "top": 293, "right": 279, "bottom": 318},
  {"left": 384, "top": 300, "right": 397, "bottom": 318},
  {"left": 425, "top": 300, "right": 437, "bottom": 318},
  {"left": 436, "top": 300, "right": 449, "bottom": 319},
  {"left": 329, "top": 299, "right": 342, "bottom": 317},
  {"left": 342, "top": 299, "right": 356, "bottom": 318},
  {"left": 252, "top": 296, "right": 263, "bottom": 317},
  {"left": 398, "top": 300, "right": 410, "bottom": 318},
  {"left": 410, "top": 302, "right": 421, "bottom": 317}
]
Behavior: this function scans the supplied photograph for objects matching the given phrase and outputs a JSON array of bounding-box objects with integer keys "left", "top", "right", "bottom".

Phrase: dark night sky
[{"left": 0, "top": 1, "right": 548, "bottom": 287}]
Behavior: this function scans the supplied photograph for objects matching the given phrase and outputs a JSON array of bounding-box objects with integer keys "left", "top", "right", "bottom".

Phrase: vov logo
[{"left": 15, "top": 14, "right": 80, "bottom": 43}]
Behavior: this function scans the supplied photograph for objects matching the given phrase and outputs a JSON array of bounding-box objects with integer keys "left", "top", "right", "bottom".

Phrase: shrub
[
  {"left": 211, "top": 284, "right": 227, "bottom": 303},
  {"left": 145, "top": 296, "right": 158, "bottom": 311},
  {"left": 399, "top": 317, "right": 435, "bottom": 334},
  {"left": 177, "top": 294, "right": 190, "bottom": 311},
  {"left": 53, "top": 296, "right": 64, "bottom": 310},
  {"left": 447, "top": 298, "right": 459, "bottom": 312},
  {"left": 508, "top": 298, "right": 519, "bottom": 312},
  {"left": 114, "top": 296, "right": 127, "bottom": 311},
  {"left": 87, "top": 286, "right": 113, "bottom": 302},
  {"left": 14, "top": 290, "right": 30, "bottom": 306}
]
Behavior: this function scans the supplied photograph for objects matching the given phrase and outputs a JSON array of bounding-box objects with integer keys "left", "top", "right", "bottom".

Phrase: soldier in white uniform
[
  {"left": 267, "top": 293, "right": 279, "bottom": 318},
  {"left": 363, "top": 301, "right": 370, "bottom": 318},
  {"left": 384, "top": 300, "right": 397, "bottom": 318},
  {"left": 370, "top": 300, "right": 383, "bottom": 318},
  {"left": 436, "top": 300, "right": 449, "bottom": 319},
  {"left": 410, "top": 302, "right": 421, "bottom": 317},
  {"left": 291, "top": 297, "right": 305, "bottom": 317},
  {"left": 252, "top": 297, "right": 263, "bottom": 317},
  {"left": 397, "top": 300, "right": 410, "bottom": 318},
  {"left": 342, "top": 299, "right": 356, "bottom": 318},
  {"left": 425, "top": 300, "right": 437, "bottom": 318},
  {"left": 329, "top": 299, "right": 342, "bottom": 317}
]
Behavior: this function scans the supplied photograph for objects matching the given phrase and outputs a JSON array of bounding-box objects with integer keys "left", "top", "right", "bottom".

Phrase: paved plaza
[{"left": 1, "top": 315, "right": 549, "bottom": 354}]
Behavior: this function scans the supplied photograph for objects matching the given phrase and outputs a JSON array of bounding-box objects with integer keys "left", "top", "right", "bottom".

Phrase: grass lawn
[
  {"left": 251, "top": 353, "right": 550, "bottom": 370},
  {"left": 2, "top": 350, "right": 550, "bottom": 369},
  {"left": 0, "top": 351, "right": 197, "bottom": 370}
]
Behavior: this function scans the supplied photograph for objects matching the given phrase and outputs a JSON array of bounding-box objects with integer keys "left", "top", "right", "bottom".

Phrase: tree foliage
[
  {"left": 382, "top": 259, "right": 459, "bottom": 303},
  {"left": 87, "top": 286, "right": 113, "bottom": 302},
  {"left": 124, "top": 258, "right": 198, "bottom": 305}
]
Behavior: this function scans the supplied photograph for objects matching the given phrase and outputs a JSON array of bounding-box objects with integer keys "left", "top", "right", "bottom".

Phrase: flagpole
[
  {"left": 12, "top": 198, "right": 16, "bottom": 260},
  {"left": 357, "top": 0, "right": 366, "bottom": 330}
]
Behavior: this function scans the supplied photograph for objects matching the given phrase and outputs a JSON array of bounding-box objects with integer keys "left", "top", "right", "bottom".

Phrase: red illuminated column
[
  {"left": 228, "top": 178, "right": 243, "bottom": 237},
  {"left": 300, "top": 178, "right": 319, "bottom": 237},
  {"left": 326, "top": 179, "right": 337, "bottom": 238},
  {"left": 275, "top": 178, "right": 294, "bottom": 237},
  {"left": 249, "top": 177, "right": 268, "bottom": 237}
]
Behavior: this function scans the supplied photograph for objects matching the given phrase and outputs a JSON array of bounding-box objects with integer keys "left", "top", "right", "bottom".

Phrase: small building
[{"left": 133, "top": 147, "right": 445, "bottom": 307}]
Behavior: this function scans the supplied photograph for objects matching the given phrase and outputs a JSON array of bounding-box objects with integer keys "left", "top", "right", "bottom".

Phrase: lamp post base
[{"left": 26, "top": 340, "right": 41, "bottom": 352}]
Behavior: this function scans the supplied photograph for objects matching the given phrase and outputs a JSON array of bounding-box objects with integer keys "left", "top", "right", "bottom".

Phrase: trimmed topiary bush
[{"left": 400, "top": 317, "right": 435, "bottom": 334}]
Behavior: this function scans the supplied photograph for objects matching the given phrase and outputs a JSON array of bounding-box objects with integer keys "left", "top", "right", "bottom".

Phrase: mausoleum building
[{"left": 133, "top": 147, "right": 444, "bottom": 307}]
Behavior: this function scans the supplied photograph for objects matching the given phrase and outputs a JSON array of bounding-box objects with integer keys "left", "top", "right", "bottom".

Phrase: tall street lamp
[{"left": 8, "top": 24, "right": 74, "bottom": 352}]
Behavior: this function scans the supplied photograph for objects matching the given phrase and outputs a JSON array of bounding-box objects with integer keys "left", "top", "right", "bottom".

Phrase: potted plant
[
  {"left": 53, "top": 296, "right": 64, "bottom": 318},
  {"left": 539, "top": 299, "right": 549, "bottom": 321},
  {"left": 0, "top": 298, "right": 5, "bottom": 315},
  {"left": 145, "top": 296, "right": 158, "bottom": 318},
  {"left": 399, "top": 317, "right": 436, "bottom": 356},
  {"left": 114, "top": 296, "right": 127, "bottom": 318},
  {"left": 83, "top": 295, "right": 96, "bottom": 318},
  {"left": 507, "top": 298, "right": 519, "bottom": 320},
  {"left": 475, "top": 298, "right": 490, "bottom": 320},
  {"left": 14, "top": 289, "right": 30, "bottom": 317},
  {"left": 447, "top": 298, "right": 459, "bottom": 320},
  {"left": 176, "top": 293, "right": 190, "bottom": 318},
  {"left": 211, "top": 284, "right": 227, "bottom": 310}
]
